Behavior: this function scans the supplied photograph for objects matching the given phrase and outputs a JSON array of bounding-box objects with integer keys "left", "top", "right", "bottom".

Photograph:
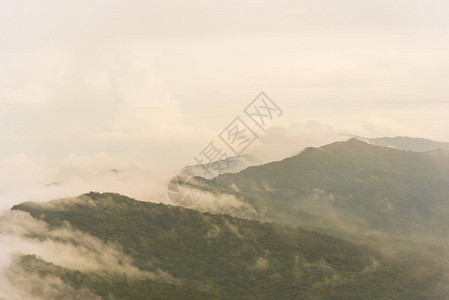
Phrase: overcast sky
[{"left": 1, "top": 0, "right": 449, "bottom": 206}]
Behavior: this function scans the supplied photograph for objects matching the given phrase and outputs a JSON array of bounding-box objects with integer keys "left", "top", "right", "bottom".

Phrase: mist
[
  {"left": 2, "top": 0, "right": 449, "bottom": 298},
  {"left": 0, "top": 201, "right": 179, "bottom": 300}
]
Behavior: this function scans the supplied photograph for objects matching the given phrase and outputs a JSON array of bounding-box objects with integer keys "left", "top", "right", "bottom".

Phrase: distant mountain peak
[
  {"left": 319, "top": 138, "right": 386, "bottom": 153},
  {"left": 347, "top": 135, "right": 449, "bottom": 152}
]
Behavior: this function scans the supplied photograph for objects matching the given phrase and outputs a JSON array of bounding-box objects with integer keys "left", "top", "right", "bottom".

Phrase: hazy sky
[{"left": 1, "top": 0, "right": 449, "bottom": 206}]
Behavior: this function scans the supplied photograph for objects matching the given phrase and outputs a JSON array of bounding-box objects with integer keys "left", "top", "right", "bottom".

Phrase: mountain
[
  {"left": 183, "top": 136, "right": 449, "bottom": 182},
  {"left": 354, "top": 136, "right": 449, "bottom": 152},
  {"left": 194, "top": 139, "right": 449, "bottom": 241},
  {"left": 6, "top": 192, "right": 446, "bottom": 299},
  {"left": 182, "top": 154, "right": 260, "bottom": 179}
]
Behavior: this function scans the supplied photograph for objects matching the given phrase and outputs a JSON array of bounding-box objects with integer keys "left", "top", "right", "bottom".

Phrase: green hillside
[
  {"left": 197, "top": 139, "right": 449, "bottom": 240},
  {"left": 10, "top": 192, "right": 445, "bottom": 299}
]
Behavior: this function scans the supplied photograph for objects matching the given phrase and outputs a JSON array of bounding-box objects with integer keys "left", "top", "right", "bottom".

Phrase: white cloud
[
  {"left": 2, "top": 1, "right": 448, "bottom": 297},
  {"left": 247, "top": 121, "right": 346, "bottom": 163},
  {"left": 0, "top": 152, "right": 177, "bottom": 213},
  {"left": 0, "top": 208, "right": 177, "bottom": 299}
]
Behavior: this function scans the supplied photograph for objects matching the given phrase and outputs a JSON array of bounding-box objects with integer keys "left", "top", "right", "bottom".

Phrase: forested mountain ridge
[
  {"left": 8, "top": 192, "right": 446, "bottom": 299},
  {"left": 193, "top": 139, "right": 449, "bottom": 241}
]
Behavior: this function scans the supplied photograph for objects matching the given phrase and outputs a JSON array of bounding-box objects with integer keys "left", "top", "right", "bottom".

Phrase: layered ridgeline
[
  {"left": 5, "top": 192, "right": 445, "bottom": 299},
  {"left": 192, "top": 139, "right": 449, "bottom": 241},
  {"left": 355, "top": 136, "right": 449, "bottom": 152},
  {"left": 182, "top": 154, "right": 259, "bottom": 179},
  {"left": 183, "top": 136, "right": 449, "bottom": 181}
]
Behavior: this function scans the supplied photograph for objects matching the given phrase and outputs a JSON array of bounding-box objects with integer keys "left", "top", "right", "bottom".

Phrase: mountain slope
[
  {"left": 182, "top": 154, "right": 260, "bottom": 179},
  {"left": 355, "top": 136, "right": 449, "bottom": 152},
  {"left": 9, "top": 192, "right": 445, "bottom": 299},
  {"left": 196, "top": 139, "right": 449, "bottom": 240}
]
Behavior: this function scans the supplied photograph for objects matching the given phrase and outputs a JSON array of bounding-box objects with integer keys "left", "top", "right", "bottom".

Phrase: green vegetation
[
  {"left": 201, "top": 139, "right": 449, "bottom": 240},
  {"left": 14, "top": 255, "right": 216, "bottom": 300},
  {"left": 9, "top": 140, "right": 449, "bottom": 299},
  {"left": 12, "top": 192, "right": 446, "bottom": 299}
]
